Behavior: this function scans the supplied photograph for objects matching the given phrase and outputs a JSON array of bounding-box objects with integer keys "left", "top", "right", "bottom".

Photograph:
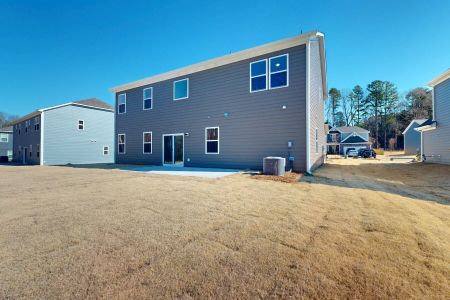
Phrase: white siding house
[{"left": 11, "top": 99, "right": 114, "bottom": 165}]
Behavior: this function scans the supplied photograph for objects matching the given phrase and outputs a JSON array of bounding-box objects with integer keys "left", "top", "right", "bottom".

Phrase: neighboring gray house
[
  {"left": 11, "top": 99, "right": 114, "bottom": 165},
  {"left": 0, "top": 126, "right": 13, "bottom": 161},
  {"left": 402, "top": 119, "right": 427, "bottom": 155},
  {"left": 327, "top": 125, "right": 371, "bottom": 155},
  {"left": 416, "top": 69, "right": 450, "bottom": 164},
  {"left": 111, "top": 31, "right": 327, "bottom": 173}
]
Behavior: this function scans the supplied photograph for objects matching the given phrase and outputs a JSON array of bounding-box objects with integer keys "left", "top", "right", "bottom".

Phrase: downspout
[
  {"left": 420, "top": 130, "right": 424, "bottom": 162},
  {"left": 306, "top": 38, "right": 311, "bottom": 174}
]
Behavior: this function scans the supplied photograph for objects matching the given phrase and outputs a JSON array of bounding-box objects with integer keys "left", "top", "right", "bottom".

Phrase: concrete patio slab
[{"left": 126, "top": 166, "right": 241, "bottom": 178}]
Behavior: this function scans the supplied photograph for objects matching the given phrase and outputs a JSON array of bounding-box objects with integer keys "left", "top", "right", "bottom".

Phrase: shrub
[{"left": 374, "top": 148, "right": 384, "bottom": 155}]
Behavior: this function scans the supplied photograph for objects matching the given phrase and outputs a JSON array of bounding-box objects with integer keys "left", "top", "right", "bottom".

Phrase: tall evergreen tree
[
  {"left": 350, "top": 85, "right": 365, "bottom": 125},
  {"left": 328, "top": 88, "right": 341, "bottom": 126},
  {"left": 364, "top": 80, "right": 384, "bottom": 148},
  {"left": 381, "top": 81, "right": 399, "bottom": 149}
]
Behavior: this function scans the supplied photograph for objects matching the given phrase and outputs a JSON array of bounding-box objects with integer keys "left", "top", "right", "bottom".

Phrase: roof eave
[
  {"left": 9, "top": 111, "right": 42, "bottom": 125},
  {"left": 427, "top": 69, "right": 450, "bottom": 87},
  {"left": 10, "top": 102, "right": 113, "bottom": 126},
  {"left": 111, "top": 30, "right": 326, "bottom": 93}
]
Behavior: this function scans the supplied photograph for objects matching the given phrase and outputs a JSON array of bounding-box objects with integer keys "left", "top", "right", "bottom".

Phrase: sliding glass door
[{"left": 163, "top": 134, "right": 184, "bottom": 166}]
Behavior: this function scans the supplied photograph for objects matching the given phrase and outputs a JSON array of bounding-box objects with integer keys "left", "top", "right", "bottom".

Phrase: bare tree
[
  {"left": 0, "top": 112, "right": 18, "bottom": 128},
  {"left": 341, "top": 90, "right": 355, "bottom": 126},
  {"left": 405, "top": 88, "right": 432, "bottom": 119}
]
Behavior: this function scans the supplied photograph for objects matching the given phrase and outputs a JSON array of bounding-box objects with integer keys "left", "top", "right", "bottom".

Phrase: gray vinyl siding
[
  {"left": 43, "top": 106, "right": 114, "bottom": 165},
  {"left": 12, "top": 116, "right": 41, "bottom": 165},
  {"left": 404, "top": 123, "right": 422, "bottom": 155},
  {"left": 0, "top": 131, "right": 13, "bottom": 158},
  {"left": 308, "top": 38, "right": 325, "bottom": 171},
  {"left": 423, "top": 78, "right": 450, "bottom": 164},
  {"left": 116, "top": 45, "right": 308, "bottom": 172}
]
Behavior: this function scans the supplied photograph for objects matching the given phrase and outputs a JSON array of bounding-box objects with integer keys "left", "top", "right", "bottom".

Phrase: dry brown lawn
[{"left": 0, "top": 160, "right": 449, "bottom": 299}]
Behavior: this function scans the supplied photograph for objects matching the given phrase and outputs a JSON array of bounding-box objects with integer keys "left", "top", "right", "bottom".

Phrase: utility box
[{"left": 263, "top": 157, "right": 286, "bottom": 176}]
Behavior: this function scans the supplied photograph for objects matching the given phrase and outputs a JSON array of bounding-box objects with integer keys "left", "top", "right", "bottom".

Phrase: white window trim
[
  {"left": 269, "top": 53, "right": 289, "bottom": 90},
  {"left": 143, "top": 87, "right": 153, "bottom": 110},
  {"left": 103, "top": 145, "right": 109, "bottom": 155},
  {"left": 173, "top": 78, "right": 189, "bottom": 101},
  {"left": 205, "top": 127, "right": 220, "bottom": 155},
  {"left": 0, "top": 133, "right": 8, "bottom": 143},
  {"left": 143, "top": 131, "right": 153, "bottom": 154},
  {"left": 78, "top": 119, "right": 84, "bottom": 130},
  {"left": 118, "top": 93, "right": 126, "bottom": 114},
  {"left": 118, "top": 134, "right": 126, "bottom": 154},
  {"left": 249, "top": 59, "right": 268, "bottom": 93}
]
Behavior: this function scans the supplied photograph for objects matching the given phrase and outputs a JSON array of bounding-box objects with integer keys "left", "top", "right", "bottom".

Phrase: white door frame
[{"left": 162, "top": 133, "right": 184, "bottom": 167}]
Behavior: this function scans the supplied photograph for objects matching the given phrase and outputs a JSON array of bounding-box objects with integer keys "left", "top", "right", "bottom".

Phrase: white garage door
[{"left": 343, "top": 146, "right": 367, "bottom": 154}]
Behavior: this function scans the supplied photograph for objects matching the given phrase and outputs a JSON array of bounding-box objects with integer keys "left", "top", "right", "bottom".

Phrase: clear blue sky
[{"left": 1, "top": 0, "right": 449, "bottom": 116}]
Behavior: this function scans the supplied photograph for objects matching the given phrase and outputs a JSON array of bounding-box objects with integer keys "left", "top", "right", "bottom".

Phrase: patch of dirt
[{"left": 251, "top": 172, "right": 302, "bottom": 183}]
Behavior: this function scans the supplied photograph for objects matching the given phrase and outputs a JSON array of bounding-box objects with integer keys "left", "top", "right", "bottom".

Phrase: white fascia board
[
  {"left": 427, "top": 68, "right": 450, "bottom": 87},
  {"left": 414, "top": 124, "right": 437, "bottom": 132},
  {"left": 402, "top": 120, "right": 419, "bottom": 135},
  {"left": 41, "top": 102, "right": 114, "bottom": 113}
]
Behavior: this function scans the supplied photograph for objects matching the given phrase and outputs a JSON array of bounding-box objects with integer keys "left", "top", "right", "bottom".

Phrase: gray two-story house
[
  {"left": 11, "top": 99, "right": 115, "bottom": 165},
  {"left": 111, "top": 31, "right": 327, "bottom": 173},
  {"left": 0, "top": 126, "right": 13, "bottom": 161},
  {"left": 327, "top": 125, "right": 371, "bottom": 155},
  {"left": 416, "top": 69, "right": 450, "bottom": 164},
  {"left": 402, "top": 119, "right": 427, "bottom": 155}
]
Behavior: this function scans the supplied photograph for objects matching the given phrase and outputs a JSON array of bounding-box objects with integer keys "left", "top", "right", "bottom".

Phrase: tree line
[
  {"left": 0, "top": 112, "right": 19, "bottom": 128},
  {"left": 326, "top": 81, "right": 432, "bottom": 150}
]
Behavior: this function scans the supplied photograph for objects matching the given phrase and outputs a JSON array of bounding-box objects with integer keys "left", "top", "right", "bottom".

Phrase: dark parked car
[{"left": 360, "top": 149, "right": 376, "bottom": 158}]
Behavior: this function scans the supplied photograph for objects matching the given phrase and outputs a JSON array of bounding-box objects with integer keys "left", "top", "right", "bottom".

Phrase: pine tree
[{"left": 328, "top": 88, "right": 341, "bottom": 126}]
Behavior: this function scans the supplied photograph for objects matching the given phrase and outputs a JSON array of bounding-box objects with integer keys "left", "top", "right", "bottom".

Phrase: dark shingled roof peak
[
  {"left": 73, "top": 98, "right": 113, "bottom": 111},
  {"left": 0, "top": 126, "right": 13, "bottom": 132}
]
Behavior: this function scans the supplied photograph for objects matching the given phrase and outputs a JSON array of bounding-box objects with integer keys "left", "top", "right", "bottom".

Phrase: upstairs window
[
  {"left": 118, "top": 134, "right": 126, "bottom": 154},
  {"left": 174, "top": 78, "right": 189, "bottom": 100},
  {"left": 250, "top": 54, "right": 289, "bottom": 92},
  {"left": 205, "top": 127, "right": 219, "bottom": 154},
  {"left": 250, "top": 59, "right": 267, "bottom": 92},
  {"left": 118, "top": 94, "right": 126, "bottom": 114},
  {"left": 78, "top": 120, "right": 84, "bottom": 130},
  {"left": 143, "top": 132, "right": 152, "bottom": 154},
  {"left": 34, "top": 117, "right": 40, "bottom": 130},
  {"left": 0, "top": 133, "right": 8, "bottom": 142},
  {"left": 269, "top": 54, "right": 288, "bottom": 89},
  {"left": 143, "top": 87, "right": 153, "bottom": 110}
]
